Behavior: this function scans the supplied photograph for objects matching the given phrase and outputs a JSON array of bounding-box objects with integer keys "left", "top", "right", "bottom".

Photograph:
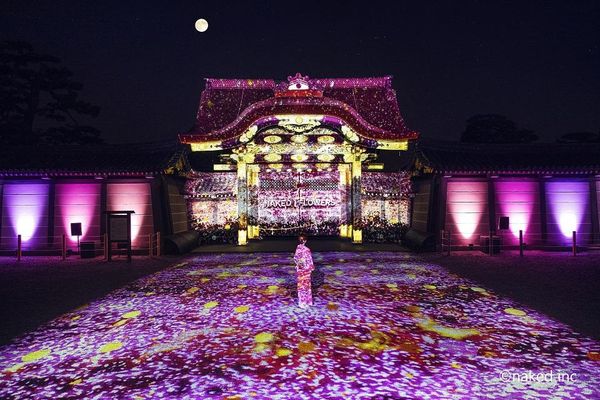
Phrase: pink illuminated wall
[
  {"left": 107, "top": 183, "right": 154, "bottom": 246},
  {"left": 446, "top": 180, "right": 489, "bottom": 246},
  {"left": 495, "top": 180, "right": 541, "bottom": 245},
  {"left": 546, "top": 181, "right": 591, "bottom": 245},
  {"left": 1, "top": 183, "right": 49, "bottom": 249},
  {"left": 54, "top": 183, "right": 101, "bottom": 250}
]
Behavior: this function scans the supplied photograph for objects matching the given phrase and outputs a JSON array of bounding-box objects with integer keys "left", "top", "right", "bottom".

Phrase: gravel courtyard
[{"left": 0, "top": 252, "right": 599, "bottom": 399}]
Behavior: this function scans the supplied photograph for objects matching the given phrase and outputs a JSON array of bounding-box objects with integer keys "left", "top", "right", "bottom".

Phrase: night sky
[{"left": 2, "top": 1, "right": 599, "bottom": 144}]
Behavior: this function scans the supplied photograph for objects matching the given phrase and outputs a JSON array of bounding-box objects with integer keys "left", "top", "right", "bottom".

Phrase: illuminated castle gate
[
  {"left": 255, "top": 163, "right": 347, "bottom": 237},
  {"left": 181, "top": 74, "right": 418, "bottom": 245},
  {"left": 239, "top": 120, "right": 358, "bottom": 240}
]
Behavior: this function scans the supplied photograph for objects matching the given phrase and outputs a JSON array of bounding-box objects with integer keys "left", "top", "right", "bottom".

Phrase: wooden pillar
[
  {"left": 153, "top": 175, "right": 170, "bottom": 236},
  {"left": 47, "top": 180, "right": 56, "bottom": 248},
  {"left": 247, "top": 165, "right": 260, "bottom": 239},
  {"left": 237, "top": 156, "right": 249, "bottom": 246},
  {"left": 0, "top": 183, "right": 3, "bottom": 248},
  {"left": 338, "top": 164, "right": 352, "bottom": 238},
  {"left": 351, "top": 152, "right": 363, "bottom": 243},
  {"left": 488, "top": 178, "right": 497, "bottom": 235},
  {"left": 431, "top": 175, "right": 447, "bottom": 251},
  {"left": 539, "top": 179, "right": 548, "bottom": 245},
  {"left": 589, "top": 178, "right": 599, "bottom": 243},
  {"left": 433, "top": 175, "right": 446, "bottom": 235},
  {"left": 100, "top": 181, "right": 108, "bottom": 237}
]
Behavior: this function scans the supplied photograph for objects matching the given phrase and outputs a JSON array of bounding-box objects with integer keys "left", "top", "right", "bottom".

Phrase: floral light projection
[
  {"left": 186, "top": 172, "right": 238, "bottom": 229},
  {"left": 363, "top": 199, "right": 384, "bottom": 219},
  {"left": 546, "top": 181, "right": 590, "bottom": 241},
  {"left": 185, "top": 172, "right": 237, "bottom": 199},
  {"left": 362, "top": 199, "right": 409, "bottom": 225},
  {"left": 55, "top": 183, "right": 101, "bottom": 246},
  {"left": 361, "top": 172, "right": 411, "bottom": 226},
  {"left": 258, "top": 169, "right": 342, "bottom": 235},
  {"left": 190, "top": 200, "right": 237, "bottom": 226},
  {"left": 3, "top": 183, "right": 49, "bottom": 244},
  {"left": 0, "top": 253, "right": 598, "bottom": 399},
  {"left": 495, "top": 180, "right": 538, "bottom": 244},
  {"left": 181, "top": 75, "right": 418, "bottom": 146},
  {"left": 447, "top": 181, "right": 487, "bottom": 243}
]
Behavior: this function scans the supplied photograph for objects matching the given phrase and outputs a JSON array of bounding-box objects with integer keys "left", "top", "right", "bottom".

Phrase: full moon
[{"left": 195, "top": 18, "right": 208, "bottom": 32}]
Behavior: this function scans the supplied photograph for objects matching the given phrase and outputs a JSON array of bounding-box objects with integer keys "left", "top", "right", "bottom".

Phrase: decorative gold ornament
[
  {"left": 317, "top": 135, "right": 335, "bottom": 144},
  {"left": 277, "top": 115, "right": 321, "bottom": 133},
  {"left": 264, "top": 153, "right": 282, "bottom": 162},
  {"left": 291, "top": 153, "right": 308, "bottom": 162},
  {"left": 376, "top": 139, "right": 409, "bottom": 151},
  {"left": 341, "top": 125, "right": 360, "bottom": 142},
  {"left": 190, "top": 141, "right": 223, "bottom": 151},
  {"left": 317, "top": 154, "right": 335, "bottom": 162},
  {"left": 240, "top": 125, "right": 258, "bottom": 143},
  {"left": 291, "top": 135, "right": 308, "bottom": 143},
  {"left": 263, "top": 135, "right": 282, "bottom": 144}
]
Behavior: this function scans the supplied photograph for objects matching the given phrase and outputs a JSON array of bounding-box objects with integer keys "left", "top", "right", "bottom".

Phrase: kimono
[{"left": 294, "top": 243, "right": 314, "bottom": 307}]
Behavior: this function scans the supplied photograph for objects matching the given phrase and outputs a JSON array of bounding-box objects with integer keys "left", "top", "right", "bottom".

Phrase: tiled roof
[
  {"left": 415, "top": 139, "right": 600, "bottom": 175},
  {"left": 184, "top": 75, "right": 416, "bottom": 142},
  {"left": 0, "top": 140, "right": 189, "bottom": 177}
]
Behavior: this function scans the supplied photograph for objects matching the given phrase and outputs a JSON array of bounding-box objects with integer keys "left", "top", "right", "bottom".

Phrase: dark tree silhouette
[
  {"left": 0, "top": 41, "right": 102, "bottom": 145},
  {"left": 460, "top": 114, "right": 537, "bottom": 144},
  {"left": 556, "top": 131, "right": 600, "bottom": 143}
]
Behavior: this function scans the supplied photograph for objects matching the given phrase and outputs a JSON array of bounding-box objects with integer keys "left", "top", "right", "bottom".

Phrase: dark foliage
[
  {"left": 556, "top": 131, "right": 600, "bottom": 143},
  {"left": 0, "top": 41, "right": 102, "bottom": 145},
  {"left": 460, "top": 114, "right": 538, "bottom": 144},
  {"left": 362, "top": 215, "right": 409, "bottom": 243}
]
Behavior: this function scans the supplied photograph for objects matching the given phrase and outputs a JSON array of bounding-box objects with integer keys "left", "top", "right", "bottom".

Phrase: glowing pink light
[
  {"left": 4, "top": 184, "right": 49, "bottom": 243},
  {"left": 546, "top": 181, "right": 589, "bottom": 239},
  {"left": 16, "top": 215, "right": 36, "bottom": 241},
  {"left": 447, "top": 181, "right": 486, "bottom": 241},
  {"left": 107, "top": 183, "right": 152, "bottom": 244},
  {"left": 495, "top": 181, "right": 537, "bottom": 241},
  {"left": 55, "top": 184, "right": 101, "bottom": 245}
]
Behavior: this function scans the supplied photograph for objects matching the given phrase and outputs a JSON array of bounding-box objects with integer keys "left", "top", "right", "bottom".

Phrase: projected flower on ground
[{"left": 1, "top": 253, "right": 598, "bottom": 399}]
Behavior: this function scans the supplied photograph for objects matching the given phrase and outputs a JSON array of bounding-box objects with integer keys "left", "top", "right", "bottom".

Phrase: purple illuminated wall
[
  {"left": 495, "top": 180, "right": 541, "bottom": 245},
  {"left": 54, "top": 183, "right": 101, "bottom": 250},
  {"left": 446, "top": 180, "right": 489, "bottom": 246},
  {"left": 0, "top": 183, "right": 49, "bottom": 249},
  {"left": 107, "top": 183, "right": 154, "bottom": 246},
  {"left": 546, "top": 181, "right": 591, "bottom": 245}
]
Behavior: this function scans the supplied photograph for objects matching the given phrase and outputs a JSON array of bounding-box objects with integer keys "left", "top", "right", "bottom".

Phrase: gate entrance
[
  {"left": 253, "top": 164, "right": 348, "bottom": 237},
  {"left": 180, "top": 74, "right": 418, "bottom": 245}
]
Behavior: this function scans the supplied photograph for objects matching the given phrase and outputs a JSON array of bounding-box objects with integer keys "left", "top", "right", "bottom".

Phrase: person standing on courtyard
[{"left": 294, "top": 235, "right": 314, "bottom": 308}]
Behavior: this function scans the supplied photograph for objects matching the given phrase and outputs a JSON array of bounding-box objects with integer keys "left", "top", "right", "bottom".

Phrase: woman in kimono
[{"left": 294, "top": 235, "right": 314, "bottom": 308}]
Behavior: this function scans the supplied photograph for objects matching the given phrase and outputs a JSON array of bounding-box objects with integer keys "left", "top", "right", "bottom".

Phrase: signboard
[
  {"left": 257, "top": 169, "right": 343, "bottom": 235},
  {"left": 109, "top": 216, "right": 129, "bottom": 242},
  {"left": 105, "top": 210, "right": 135, "bottom": 262},
  {"left": 261, "top": 197, "right": 338, "bottom": 208}
]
